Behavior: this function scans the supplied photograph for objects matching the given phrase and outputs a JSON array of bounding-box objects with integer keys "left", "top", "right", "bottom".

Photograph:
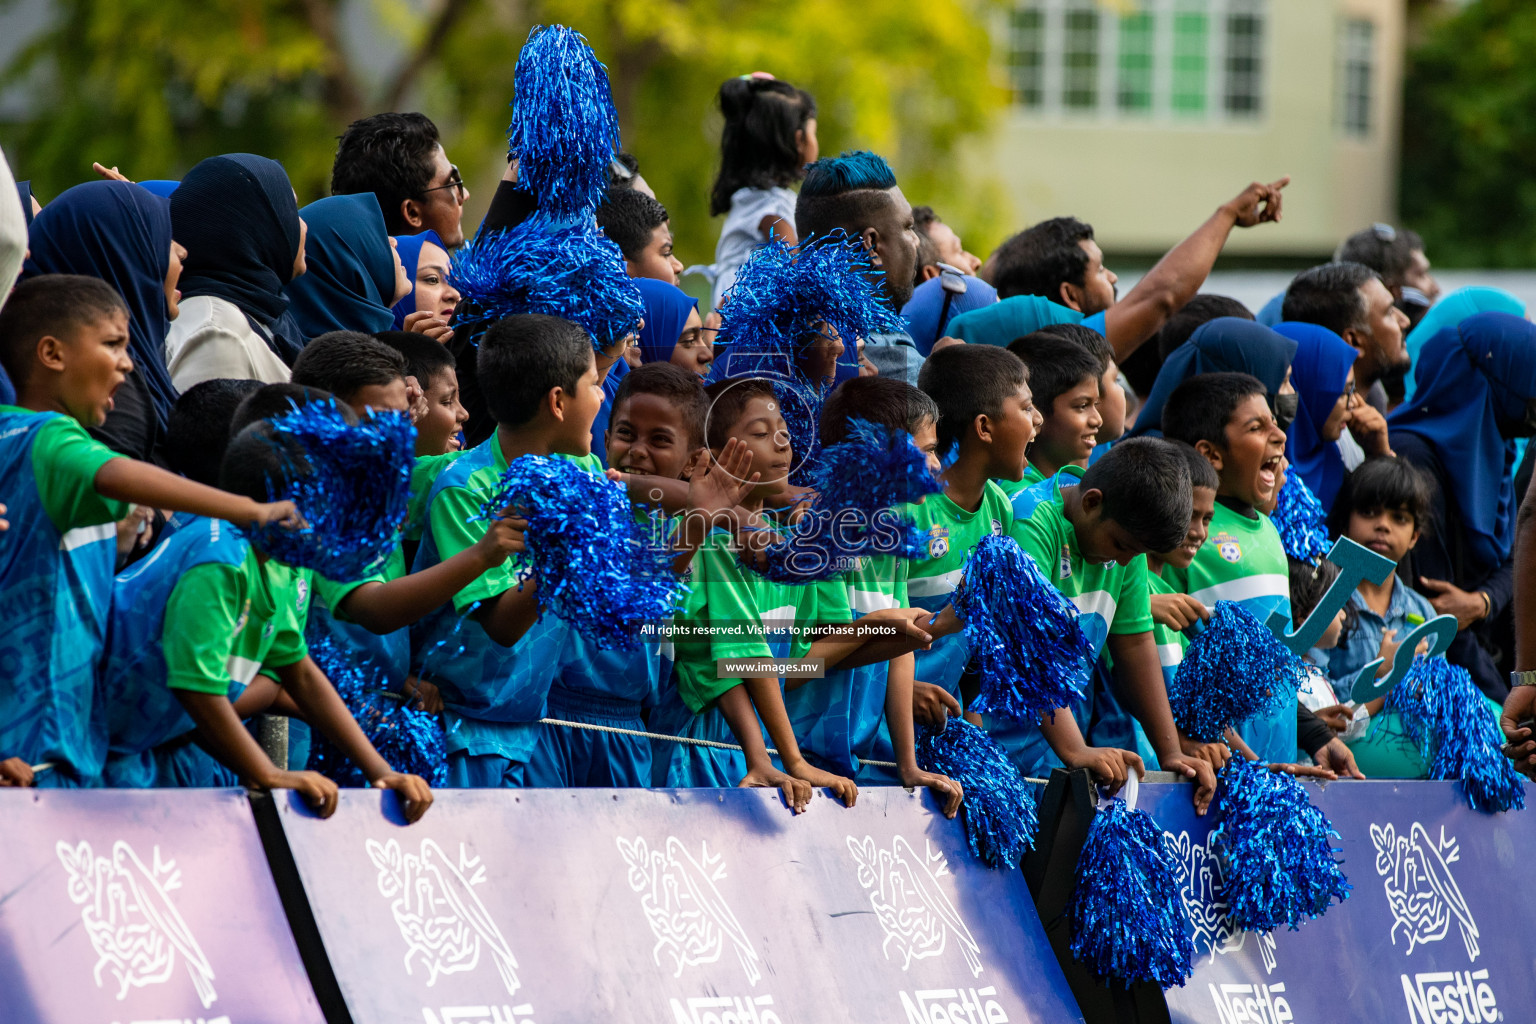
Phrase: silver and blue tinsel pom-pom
[
  {"left": 507, "top": 24, "right": 621, "bottom": 221},
  {"left": 748, "top": 419, "right": 943, "bottom": 583},
  {"left": 1169, "top": 601, "right": 1305, "bottom": 743},
  {"left": 1272, "top": 473, "right": 1330, "bottom": 563},
  {"left": 1068, "top": 797, "right": 1193, "bottom": 988},
  {"left": 715, "top": 234, "right": 905, "bottom": 381},
  {"left": 475, "top": 454, "right": 679, "bottom": 649},
  {"left": 451, "top": 219, "right": 643, "bottom": 351},
  {"left": 304, "top": 633, "right": 447, "bottom": 788},
  {"left": 1388, "top": 654, "right": 1526, "bottom": 813},
  {"left": 1208, "top": 756, "right": 1350, "bottom": 932},
  {"left": 916, "top": 717, "right": 1037, "bottom": 868},
  {"left": 955, "top": 535, "right": 1095, "bottom": 724},
  {"left": 247, "top": 401, "right": 414, "bottom": 582}
]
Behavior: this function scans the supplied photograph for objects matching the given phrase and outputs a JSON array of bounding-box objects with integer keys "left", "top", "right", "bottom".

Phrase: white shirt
[
  {"left": 686, "top": 186, "right": 798, "bottom": 310},
  {"left": 165, "top": 294, "right": 290, "bottom": 391}
]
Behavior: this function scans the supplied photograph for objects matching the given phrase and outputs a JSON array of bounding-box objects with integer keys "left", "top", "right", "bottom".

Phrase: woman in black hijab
[{"left": 164, "top": 154, "right": 308, "bottom": 389}]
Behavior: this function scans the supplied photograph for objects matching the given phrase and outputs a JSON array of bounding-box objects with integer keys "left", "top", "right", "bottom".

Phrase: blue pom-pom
[
  {"left": 747, "top": 419, "right": 943, "bottom": 583},
  {"left": 1208, "top": 757, "right": 1350, "bottom": 932},
  {"left": 451, "top": 219, "right": 643, "bottom": 350},
  {"left": 955, "top": 535, "right": 1094, "bottom": 724},
  {"left": 475, "top": 455, "right": 679, "bottom": 649},
  {"left": 807, "top": 418, "right": 945, "bottom": 511},
  {"left": 304, "top": 633, "right": 447, "bottom": 787},
  {"left": 243, "top": 401, "right": 414, "bottom": 582},
  {"left": 508, "top": 25, "right": 621, "bottom": 221},
  {"left": 1068, "top": 798, "right": 1194, "bottom": 988},
  {"left": 1169, "top": 601, "right": 1305, "bottom": 743},
  {"left": 1388, "top": 655, "right": 1525, "bottom": 812},
  {"left": 715, "top": 234, "right": 905, "bottom": 383},
  {"left": 1272, "top": 473, "right": 1330, "bottom": 563},
  {"left": 915, "top": 718, "right": 1037, "bottom": 868}
]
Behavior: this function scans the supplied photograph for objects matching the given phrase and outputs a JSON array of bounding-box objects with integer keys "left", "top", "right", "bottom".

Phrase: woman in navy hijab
[
  {"left": 1389, "top": 311, "right": 1536, "bottom": 701},
  {"left": 166, "top": 153, "right": 308, "bottom": 388},
  {"left": 24, "top": 180, "right": 181, "bottom": 461},
  {"left": 285, "top": 193, "right": 404, "bottom": 340},
  {"left": 1129, "top": 317, "right": 1298, "bottom": 437},
  {"left": 1272, "top": 321, "right": 1364, "bottom": 510}
]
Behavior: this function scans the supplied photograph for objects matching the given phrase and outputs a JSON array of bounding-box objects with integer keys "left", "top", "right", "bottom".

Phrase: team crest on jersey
[
  {"left": 295, "top": 576, "right": 309, "bottom": 610},
  {"left": 232, "top": 599, "right": 251, "bottom": 636},
  {"left": 1213, "top": 532, "right": 1242, "bottom": 563},
  {"left": 990, "top": 518, "right": 1004, "bottom": 536},
  {"left": 929, "top": 527, "right": 950, "bottom": 560},
  {"left": 1059, "top": 544, "right": 1072, "bottom": 579}
]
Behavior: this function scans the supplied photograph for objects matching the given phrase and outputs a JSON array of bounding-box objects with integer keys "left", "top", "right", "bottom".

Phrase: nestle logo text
[{"left": 1403, "top": 970, "right": 1499, "bottom": 1024}]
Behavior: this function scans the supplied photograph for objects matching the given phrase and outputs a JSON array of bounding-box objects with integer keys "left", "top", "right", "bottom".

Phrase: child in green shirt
[
  {"left": 1006, "top": 437, "right": 1219, "bottom": 809},
  {"left": 1162, "top": 371, "right": 1296, "bottom": 764},
  {"left": 0, "top": 275, "right": 297, "bottom": 786}
]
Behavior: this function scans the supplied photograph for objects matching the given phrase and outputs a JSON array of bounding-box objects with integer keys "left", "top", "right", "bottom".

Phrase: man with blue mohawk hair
[{"left": 796, "top": 151, "right": 923, "bottom": 385}]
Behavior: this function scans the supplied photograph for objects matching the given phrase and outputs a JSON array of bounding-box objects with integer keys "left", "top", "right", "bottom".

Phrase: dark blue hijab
[
  {"left": 1130, "top": 317, "right": 1297, "bottom": 437},
  {"left": 23, "top": 180, "right": 178, "bottom": 428},
  {"left": 1389, "top": 311, "right": 1536, "bottom": 568},
  {"left": 1273, "top": 321, "right": 1356, "bottom": 510},
  {"left": 171, "top": 154, "right": 306, "bottom": 364},
  {"left": 284, "top": 193, "right": 397, "bottom": 340}
]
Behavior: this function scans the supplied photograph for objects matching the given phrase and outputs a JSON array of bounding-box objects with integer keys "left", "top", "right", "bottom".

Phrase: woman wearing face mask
[
  {"left": 1272, "top": 321, "right": 1391, "bottom": 511},
  {"left": 1129, "top": 317, "right": 1298, "bottom": 438},
  {"left": 1389, "top": 312, "right": 1536, "bottom": 703}
]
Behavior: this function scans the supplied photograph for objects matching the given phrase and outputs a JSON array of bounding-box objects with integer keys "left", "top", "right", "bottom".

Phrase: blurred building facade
[{"left": 992, "top": 0, "right": 1406, "bottom": 256}]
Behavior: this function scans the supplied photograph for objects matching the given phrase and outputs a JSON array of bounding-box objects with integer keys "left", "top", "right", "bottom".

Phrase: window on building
[
  {"left": 1008, "top": 7, "right": 1046, "bottom": 108},
  {"left": 1062, "top": 3, "right": 1100, "bottom": 111},
  {"left": 1338, "top": 18, "right": 1374, "bottom": 137},
  {"left": 1005, "top": 0, "right": 1265, "bottom": 121},
  {"left": 1224, "top": 2, "right": 1263, "bottom": 116},
  {"left": 1170, "top": 2, "right": 1209, "bottom": 115},
  {"left": 1117, "top": 11, "right": 1155, "bottom": 113}
]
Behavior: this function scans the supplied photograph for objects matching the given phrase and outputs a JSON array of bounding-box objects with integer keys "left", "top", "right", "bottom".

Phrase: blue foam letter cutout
[
  {"left": 1264, "top": 537, "right": 1392, "bottom": 654},
  {"left": 1263, "top": 536, "right": 1459, "bottom": 701}
]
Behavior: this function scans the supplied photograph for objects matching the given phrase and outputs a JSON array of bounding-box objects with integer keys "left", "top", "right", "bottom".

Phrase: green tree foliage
[
  {"left": 1401, "top": 0, "right": 1536, "bottom": 267},
  {"left": 0, "top": 0, "right": 1008, "bottom": 265}
]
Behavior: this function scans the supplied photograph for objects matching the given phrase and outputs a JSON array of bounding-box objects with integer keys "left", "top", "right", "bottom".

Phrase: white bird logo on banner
[
  {"left": 616, "top": 835, "right": 763, "bottom": 986},
  {"left": 846, "top": 834, "right": 982, "bottom": 977},
  {"left": 366, "top": 838, "right": 520, "bottom": 995},
  {"left": 1162, "top": 829, "right": 1278, "bottom": 973},
  {"left": 55, "top": 839, "right": 217, "bottom": 1008},
  {"left": 1372, "top": 822, "right": 1480, "bottom": 961}
]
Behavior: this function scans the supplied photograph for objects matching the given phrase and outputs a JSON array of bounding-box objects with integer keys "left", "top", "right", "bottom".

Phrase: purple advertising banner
[
  {"left": 272, "top": 785, "right": 1084, "bottom": 1024},
  {"left": 1140, "top": 780, "right": 1536, "bottom": 1024},
  {"left": 0, "top": 787, "right": 323, "bottom": 1024}
]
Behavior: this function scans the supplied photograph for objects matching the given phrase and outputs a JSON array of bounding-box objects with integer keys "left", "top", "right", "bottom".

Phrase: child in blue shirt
[
  {"left": 412, "top": 314, "right": 606, "bottom": 788},
  {"left": 786, "top": 376, "right": 962, "bottom": 813},
  {"left": 0, "top": 275, "right": 298, "bottom": 786},
  {"left": 1315, "top": 457, "right": 1441, "bottom": 776},
  {"left": 527, "top": 362, "right": 704, "bottom": 788}
]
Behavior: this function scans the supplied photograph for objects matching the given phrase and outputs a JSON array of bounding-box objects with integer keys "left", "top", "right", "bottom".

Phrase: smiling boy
[
  {"left": 1004, "top": 330, "right": 1105, "bottom": 493},
  {"left": 1162, "top": 371, "right": 1295, "bottom": 763}
]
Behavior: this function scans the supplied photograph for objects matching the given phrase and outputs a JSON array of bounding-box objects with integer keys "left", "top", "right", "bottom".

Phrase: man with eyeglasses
[{"left": 331, "top": 112, "right": 470, "bottom": 249}]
